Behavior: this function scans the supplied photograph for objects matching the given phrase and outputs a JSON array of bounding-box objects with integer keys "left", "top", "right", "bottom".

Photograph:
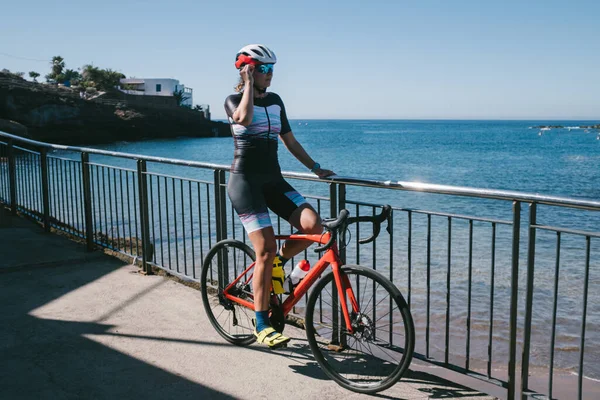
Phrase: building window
[{"left": 156, "top": 84, "right": 162, "bottom": 92}]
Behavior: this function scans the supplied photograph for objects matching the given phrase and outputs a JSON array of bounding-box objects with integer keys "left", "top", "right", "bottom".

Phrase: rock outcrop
[{"left": 0, "top": 73, "right": 230, "bottom": 145}]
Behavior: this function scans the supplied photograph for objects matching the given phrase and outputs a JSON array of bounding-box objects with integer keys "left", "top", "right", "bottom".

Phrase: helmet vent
[{"left": 258, "top": 46, "right": 271, "bottom": 57}]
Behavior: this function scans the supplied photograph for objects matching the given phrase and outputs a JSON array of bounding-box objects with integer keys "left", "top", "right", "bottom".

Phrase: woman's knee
[
  {"left": 291, "top": 205, "right": 323, "bottom": 234},
  {"left": 303, "top": 208, "right": 323, "bottom": 234},
  {"left": 255, "top": 244, "right": 278, "bottom": 264},
  {"left": 248, "top": 227, "right": 278, "bottom": 265},
  {"left": 304, "top": 219, "right": 323, "bottom": 235}
]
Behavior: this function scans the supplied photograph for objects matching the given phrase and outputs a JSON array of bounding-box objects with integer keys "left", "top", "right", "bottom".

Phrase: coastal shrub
[
  {"left": 1, "top": 68, "right": 26, "bottom": 80},
  {"left": 82, "top": 65, "right": 125, "bottom": 91}
]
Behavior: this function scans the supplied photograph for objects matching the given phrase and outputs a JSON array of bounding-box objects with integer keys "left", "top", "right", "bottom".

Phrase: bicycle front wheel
[
  {"left": 305, "top": 265, "right": 415, "bottom": 394},
  {"left": 201, "top": 239, "right": 256, "bottom": 346}
]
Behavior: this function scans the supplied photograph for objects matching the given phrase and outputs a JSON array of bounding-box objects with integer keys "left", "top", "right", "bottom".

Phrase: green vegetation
[
  {"left": 5, "top": 55, "right": 201, "bottom": 111},
  {"left": 80, "top": 64, "right": 124, "bottom": 91},
  {"left": 1, "top": 69, "right": 25, "bottom": 79},
  {"left": 173, "top": 88, "right": 191, "bottom": 107},
  {"left": 40, "top": 55, "right": 124, "bottom": 91}
]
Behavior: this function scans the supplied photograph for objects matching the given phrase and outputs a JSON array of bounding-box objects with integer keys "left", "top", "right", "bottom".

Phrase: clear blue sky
[{"left": 2, "top": 0, "right": 599, "bottom": 120}]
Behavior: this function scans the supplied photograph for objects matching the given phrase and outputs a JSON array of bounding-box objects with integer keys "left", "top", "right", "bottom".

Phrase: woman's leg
[
  {"left": 247, "top": 226, "right": 277, "bottom": 312},
  {"left": 279, "top": 204, "right": 323, "bottom": 259},
  {"left": 247, "top": 226, "right": 291, "bottom": 346},
  {"left": 227, "top": 173, "right": 290, "bottom": 345},
  {"left": 264, "top": 177, "right": 324, "bottom": 260}
]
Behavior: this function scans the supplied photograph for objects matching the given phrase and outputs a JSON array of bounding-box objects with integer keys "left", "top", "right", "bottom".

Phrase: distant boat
[{"left": 538, "top": 127, "right": 551, "bottom": 136}]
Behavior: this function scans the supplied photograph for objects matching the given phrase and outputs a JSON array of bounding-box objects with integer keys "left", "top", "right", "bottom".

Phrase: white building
[{"left": 118, "top": 78, "right": 193, "bottom": 107}]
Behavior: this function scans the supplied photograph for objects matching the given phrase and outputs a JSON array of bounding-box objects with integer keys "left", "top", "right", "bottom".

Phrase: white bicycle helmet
[{"left": 235, "top": 44, "right": 277, "bottom": 69}]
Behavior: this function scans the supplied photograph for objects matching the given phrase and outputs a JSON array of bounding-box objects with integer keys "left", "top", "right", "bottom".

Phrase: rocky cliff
[{"left": 0, "top": 73, "right": 230, "bottom": 145}]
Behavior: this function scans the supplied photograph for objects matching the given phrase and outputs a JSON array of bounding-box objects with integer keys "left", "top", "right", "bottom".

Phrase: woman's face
[{"left": 252, "top": 63, "right": 274, "bottom": 90}]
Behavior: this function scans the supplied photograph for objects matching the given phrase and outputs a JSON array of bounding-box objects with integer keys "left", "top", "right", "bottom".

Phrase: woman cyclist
[{"left": 224, "top": 44, "right": 334, "bottom": 348}]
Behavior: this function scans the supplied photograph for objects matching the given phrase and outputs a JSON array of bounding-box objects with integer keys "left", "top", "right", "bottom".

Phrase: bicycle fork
[{"left": 329, "top": 264, "right": 359, "bottom": 350}]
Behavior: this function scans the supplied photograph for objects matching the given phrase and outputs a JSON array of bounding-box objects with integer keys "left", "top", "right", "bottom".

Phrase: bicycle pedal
[{"left": 270, "top": 342, "right": 288, "bottom": 350}]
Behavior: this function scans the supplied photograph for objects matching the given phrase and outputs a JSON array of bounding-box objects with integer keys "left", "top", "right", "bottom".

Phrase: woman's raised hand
[{"left": 240, "top": 65, "right": 254, "bottom": 85}]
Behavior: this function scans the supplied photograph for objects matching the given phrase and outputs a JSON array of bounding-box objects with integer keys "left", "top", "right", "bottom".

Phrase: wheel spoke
[
  {"left": 201, "top": 240, "right": 256, "bottom": 345},
  {"left": 305, "top": 267, "right": 414, "bottom": 393}
]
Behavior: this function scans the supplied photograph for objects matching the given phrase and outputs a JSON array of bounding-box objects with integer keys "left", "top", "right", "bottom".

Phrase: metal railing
[{"left": 0, "top": 130, "right": 598, "bottom": 400}]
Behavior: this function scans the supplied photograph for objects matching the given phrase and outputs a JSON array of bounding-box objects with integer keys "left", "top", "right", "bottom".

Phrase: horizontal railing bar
[
  {"left": 10, "top": 145, "right": 41, "bottom": 155},
  {"left": 0, "top": 131, "right": 230, "bottom": 169},
  {"left": 48, "top": 155, "right": 81, "bottom": 163},
  {"left": 345, "top": 199, "right": 387, "bottom": 208},
  {"left": 303, "top": 194, "right": 330, "bottom": 202},
  {"left": 87, "top": 162, "right": 136, "bottom": 173},
  {"left": 400, "top": 208, "right": 513, "bottom": 225},
  {"left": 317, "top": 174, "right": 600, "bottom": 211},
  {"left": 532, "top": 224, "right": 600, "bottom": 238},
  {"left": 144, "top": 171, "right": 212, "bottom": 185},
  {"left": 345, "top": 199, "right": 512, "bottom": 225},
  {"left": 2, "top": 130, "right": 600, "bottom": 210}
]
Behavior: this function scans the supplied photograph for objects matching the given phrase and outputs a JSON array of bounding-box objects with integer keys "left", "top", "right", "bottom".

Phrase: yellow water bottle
[{"left": 271, "top": 256, "right": 286, "bottom": 295}]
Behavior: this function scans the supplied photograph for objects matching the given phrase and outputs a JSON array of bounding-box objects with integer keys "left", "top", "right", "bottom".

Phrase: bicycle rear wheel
[
  {"left": 201, "top": 239, "right": 256, "bottom": 346},
  {"left": 305, "top": 265, "right": 414, "bottom": 394}
]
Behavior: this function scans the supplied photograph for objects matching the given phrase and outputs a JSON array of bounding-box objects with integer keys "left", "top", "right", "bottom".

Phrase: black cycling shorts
[{"left": 227, "top": 173, "right": 308, "bottom": 233}]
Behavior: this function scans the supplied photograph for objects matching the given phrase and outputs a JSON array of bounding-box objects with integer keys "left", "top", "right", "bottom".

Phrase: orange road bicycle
[{"left": 201, "top": 205, "right": 415, "bottom": 394}]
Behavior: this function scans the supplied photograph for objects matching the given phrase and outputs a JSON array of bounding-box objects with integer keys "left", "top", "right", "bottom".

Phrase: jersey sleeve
[
  {"left": 276, "top": 94, "right": 292, "bottom": 135},
  {"left": 224, "top": 94, "right": 242, "bottom": 120}
]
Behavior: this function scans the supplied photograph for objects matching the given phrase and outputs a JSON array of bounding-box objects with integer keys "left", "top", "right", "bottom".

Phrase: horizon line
[{"left": 215, "top": 117, "right": 600, "bottom": 122}]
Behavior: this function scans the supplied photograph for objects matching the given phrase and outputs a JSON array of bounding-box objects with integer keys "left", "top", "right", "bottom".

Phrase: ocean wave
[
  {"left": 563, "top": 154, "right": 600, "bottom": 162},
  {"left": 571, "top": 372, "right": 600, "bottom": 382},
  {"left": 362, "top": 130, "right": 398, "bottom": 134}
]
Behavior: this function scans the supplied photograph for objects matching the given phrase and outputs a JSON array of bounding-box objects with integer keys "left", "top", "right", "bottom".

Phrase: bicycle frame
[{"left": 222, "top": 232, "right": 359, "bottom": 334}]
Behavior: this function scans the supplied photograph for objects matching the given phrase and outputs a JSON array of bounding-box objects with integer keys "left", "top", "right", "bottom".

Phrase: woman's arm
[
  {"left": 280, "top": 132, "right": 335, "bottom": 178},
  {"left": 232, "top": 65, "right": 255, "bottom": 126}
]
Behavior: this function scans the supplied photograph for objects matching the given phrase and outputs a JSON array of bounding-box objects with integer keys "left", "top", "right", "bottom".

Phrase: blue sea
[
  {"left": 96, "top": 119, "right": 600, "bottom": 198},
  {"left": 82, "top": 120, "right": 599, "bottom": 383}
]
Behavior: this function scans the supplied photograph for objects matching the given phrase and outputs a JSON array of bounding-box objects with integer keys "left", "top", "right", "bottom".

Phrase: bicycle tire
[
  {"left": 201, "top": 239, "right": 257, "bottom": 346},
  {"left": 305, "top": 264, "right": 415, "bottom": 394}
]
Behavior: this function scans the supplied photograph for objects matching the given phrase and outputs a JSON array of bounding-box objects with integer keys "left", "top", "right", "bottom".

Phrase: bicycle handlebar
[{"left": 315, "top": 205, "right": 391, "bottom": 253}]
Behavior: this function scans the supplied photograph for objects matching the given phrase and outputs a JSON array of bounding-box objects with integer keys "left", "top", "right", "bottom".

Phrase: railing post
[
  {"left": 214, "top": 169, "right": 228, "bottom": 288},
  {"left": 219, "top": 169, "right": 227, "bottom": 241},
  {"left": 7, "top": 141, "right": 17, "bottom": 215},
  {"left": 508, "top": 200, "right": 521, "bottom": 400},
  {"left": 40, "top": 148, "right": 51, "bottom": 232},
  {"left": 338, "top": 183, "right": 346, "bottom": 265},
  {"left": 328, "top": 182, "right": 339, "bottom": 345},
  {"left": 213, "top": 169, "right": 228, "bottom": 242},
  {"left": 521, "top": 202, "right": 536, "bottom": 399},
  {"left": 329, "top": 183, "right": 337, "bottom": 218},
  {"left": 337, "top": 183, "right": 348, "bottom": 348},
  {"left": 81, "top": 152, "right": 94, "bottom": 251},
  {"left": 137, "top": 160, "right": 152, "bottom": 274}
]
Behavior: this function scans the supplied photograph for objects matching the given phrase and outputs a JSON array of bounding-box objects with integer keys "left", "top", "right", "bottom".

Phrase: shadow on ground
[{"left": 0, "top": 209, "right": 234, "bottom": 399}]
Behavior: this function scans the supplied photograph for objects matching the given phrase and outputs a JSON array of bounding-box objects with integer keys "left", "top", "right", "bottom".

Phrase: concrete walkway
[{"left": 0, "top": 208, "right": 500, "bottom": 399}]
